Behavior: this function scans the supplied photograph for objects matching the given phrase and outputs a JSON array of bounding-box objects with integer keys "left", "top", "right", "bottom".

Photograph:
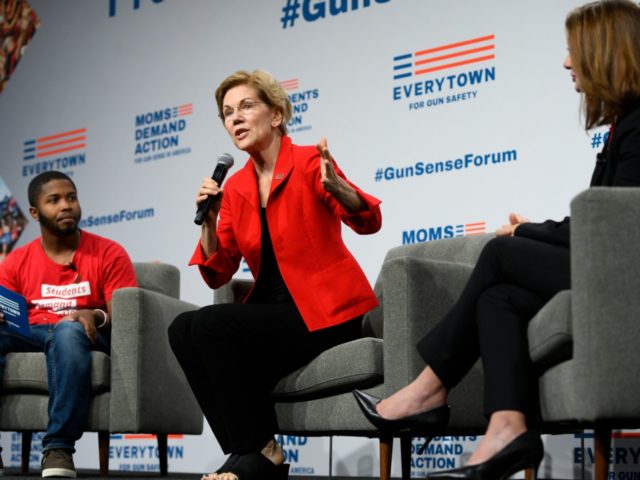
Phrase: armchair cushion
[
  {"left": 2, "top": 351, "right": 110, "bottom": 394},
  {"left": 528, "top": 290, "right": 573, "bottom": 371},
  {"left": 271, "top": 337, "right": 383, "bottom": 400}
]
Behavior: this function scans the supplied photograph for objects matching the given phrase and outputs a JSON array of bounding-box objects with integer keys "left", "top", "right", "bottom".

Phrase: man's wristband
[{"left": 94, "top": 309, "right": 110, "bottom": 328}]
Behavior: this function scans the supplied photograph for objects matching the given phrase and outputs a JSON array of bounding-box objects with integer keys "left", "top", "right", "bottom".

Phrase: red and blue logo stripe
[
  {"left": 455, "top": 222, "right": 486, "bottom": 237},
  {"left": 280, "top": 78, "right": 299, "bottom": 91},
  {"left": 394, "top": 34, "right": 496, "bottom": 80},
  {"left": 172, "top": 103, "right": 193, "bottom": 117},
  {"left": 23, "top": 128, "right": 86, "bottom": 161}
]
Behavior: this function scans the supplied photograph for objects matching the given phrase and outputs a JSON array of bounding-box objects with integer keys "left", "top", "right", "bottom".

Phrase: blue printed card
[{"left": 0, "top": 285, "right": 30, "bottom": 338}]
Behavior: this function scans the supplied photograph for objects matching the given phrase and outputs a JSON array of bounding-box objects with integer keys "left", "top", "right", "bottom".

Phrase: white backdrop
[{"left": 0, "top": 0, "right": 636, "bottom": 478}]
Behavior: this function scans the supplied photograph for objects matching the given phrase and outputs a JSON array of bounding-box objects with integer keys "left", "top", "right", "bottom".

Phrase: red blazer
[{"left": 190, "top": 135, "right": 382, "bottom": 331}]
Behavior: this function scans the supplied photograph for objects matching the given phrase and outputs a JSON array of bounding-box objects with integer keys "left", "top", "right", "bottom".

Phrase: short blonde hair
[
  {"left": 215, "top": 70, "right": 293, "bottom": 135},
  {"left": 566, "top": 0, "right": 640, "bottom": 129}
]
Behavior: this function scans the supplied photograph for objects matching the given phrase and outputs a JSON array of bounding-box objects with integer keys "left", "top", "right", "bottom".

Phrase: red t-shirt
[{"left": 0, "top": 230, "right": 137, "bottom": 325}]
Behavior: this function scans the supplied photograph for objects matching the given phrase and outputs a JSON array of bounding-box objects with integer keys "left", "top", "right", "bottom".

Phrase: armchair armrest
[
  {"left": 378, "top": 235, "right": 491, "bottom": 395},
  {"left": 384, "top": 234, "right": 493, "bottom": 266},
  {"left": 109, "top": 287, "right": 203, "bottom": 434}
]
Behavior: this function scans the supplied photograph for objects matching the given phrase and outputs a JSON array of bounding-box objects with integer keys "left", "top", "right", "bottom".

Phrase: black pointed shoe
[
  {"left": 352, "top": 389, "right": 450, "bottom": 434},
  {"left": 426, "top": 430, "right": 543, "bottom": 479}
]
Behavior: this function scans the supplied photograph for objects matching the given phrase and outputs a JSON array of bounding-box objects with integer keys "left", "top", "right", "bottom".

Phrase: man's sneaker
[{"left": 41, "top": 449, "right": 76, "bottom": 478}]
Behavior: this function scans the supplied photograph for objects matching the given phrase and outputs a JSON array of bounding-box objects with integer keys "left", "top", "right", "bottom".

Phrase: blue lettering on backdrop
[
  {"left": 281, "top": 0, "right": 391, "bottom": 29},
  {"left": 22, "top": 154, "right": 86, "bottom": 178},
  {"left": 393, "top": 68, "right": 496, "bottom": 101},
  {"left": 287, "top": 89, "right": 319, "bottom": 133},
  {"left": 133, "top": 104, "right": 192, "bottom": 162},
  {"left": 402, "top": 226, "right": 455, "bottom": 245},
  {"left": 109, "top": 0, "right": 164, "bottom": 18},
  {"left": 109, "top": 445, "right": 183, "bottom": 459},
  {"left": 135, "top": 109, "right": 173, "bottom": 126},
  {"left": 402, "top": 223, "right": 485, "bottom": 245},
  {"left": 274, "top": 435, "right": 309, "bottom": 469},
  {"left": 574, "top": 447, "right": 640, "bottom": 466},
  {"left": 10, "top": 432, "right": 44, "bottom": 465},
  {"left": 410, "top": 437, "right": 478, "bottom": 475},
  {"left": 79, "top": 207, "right": 155, "bottom": 229},
  {"left": 376, "top": 148, "right": 517, "bottom": 185}
]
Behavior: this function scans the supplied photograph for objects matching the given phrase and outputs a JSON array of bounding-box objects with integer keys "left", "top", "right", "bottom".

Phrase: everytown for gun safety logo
[
  {"left": 393, "top": 35, "right": 497, "bottom": 111},
  {"left": 22, "top": 128, "right": 87, "bottom": 177},
  {"left": 110, "top": 434, "right": 184, "bottom": 473}
]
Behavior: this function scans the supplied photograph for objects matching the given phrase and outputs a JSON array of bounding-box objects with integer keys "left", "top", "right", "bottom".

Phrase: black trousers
[
  {"left": 168, "top": 301, "right": 360, "bottom": 454},
  {"left": 416, "top": 236, "right": 570, "bottom": 417}
]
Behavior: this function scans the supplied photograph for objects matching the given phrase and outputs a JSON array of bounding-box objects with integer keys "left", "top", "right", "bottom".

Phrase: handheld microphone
[{"left": 194, "top": 153, "right": 235, "bottom": 225}]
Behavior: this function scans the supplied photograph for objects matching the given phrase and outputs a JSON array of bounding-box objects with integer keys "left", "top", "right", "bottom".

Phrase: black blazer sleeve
[{"left": 514, "top": 217, "right": 571, "bottom": 247}]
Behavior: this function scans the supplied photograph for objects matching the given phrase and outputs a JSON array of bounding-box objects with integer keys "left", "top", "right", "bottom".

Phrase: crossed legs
[{"left": 378, "top": 236, "right": 570, "bottom": 465}]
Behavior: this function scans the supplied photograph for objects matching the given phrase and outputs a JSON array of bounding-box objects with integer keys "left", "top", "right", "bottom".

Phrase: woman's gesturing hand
[
  {"left": 316, "top": 138, "right": 366, "bottom": 213},
  {"left": 316, "top": 137, "right": 343, "bottom": 195}
]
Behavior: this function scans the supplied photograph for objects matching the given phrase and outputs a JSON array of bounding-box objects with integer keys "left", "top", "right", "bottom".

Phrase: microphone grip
[
  {"left": 194, "top": 197, "right": 214, "bottom": 226},
  {"left": 194, "top": 164, "right": 230, "bottom": 225}
]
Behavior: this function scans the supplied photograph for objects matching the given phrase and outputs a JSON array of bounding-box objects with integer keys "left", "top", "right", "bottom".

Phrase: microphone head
[{"left": 217, "top": 153, "right": 234, "bottom": 167}]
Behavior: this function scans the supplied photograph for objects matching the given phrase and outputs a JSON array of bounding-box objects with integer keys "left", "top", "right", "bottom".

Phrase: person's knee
[
  {"left": 168, "top": 311, "right": 195, "bottom": 349},
  {"left": 483, "top": 236, "right": 513, "bottom": 257},
  {"left": 47, "top": 322, "right": 93, "bottom": 371},
  {"left": 51, "top": 320, "right": 90, "bottom": 347},
  {"left": 476, "top": 285, "right": 540, "bottom": 331},
  {"left": 189, "top": 304, "right": 239, "bottom": 339}
]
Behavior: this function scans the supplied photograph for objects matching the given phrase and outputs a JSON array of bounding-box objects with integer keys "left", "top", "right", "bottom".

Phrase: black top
[{"left": 247, "top": 208, "right": 292, "bottom": 304}]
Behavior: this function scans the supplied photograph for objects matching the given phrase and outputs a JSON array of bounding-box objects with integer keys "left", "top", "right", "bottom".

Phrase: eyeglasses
[{"left": 220, "top": 100, "right": 266, "bottom": 122}]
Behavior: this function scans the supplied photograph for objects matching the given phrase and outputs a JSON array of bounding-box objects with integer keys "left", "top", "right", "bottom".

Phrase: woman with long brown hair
[{"left": 354, "top": 1, "right": 640, "bottom": 478}]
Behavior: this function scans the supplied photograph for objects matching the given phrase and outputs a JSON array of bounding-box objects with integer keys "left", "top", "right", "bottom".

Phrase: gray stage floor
[
  {"left": 0, "top": 471, "right": 372, "bottom": 480},
  {"left": 0, "top": 473, "right": 572, "bottom": 480}
]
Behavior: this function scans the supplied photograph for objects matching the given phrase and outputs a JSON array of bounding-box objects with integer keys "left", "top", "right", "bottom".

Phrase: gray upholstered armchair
[
  {"left": 374, "top": 233, "right": 492, "bottom": 479},
  {"left": 531, "top": 187, "right": 640, "bottom": 480},
  {"left": 0, "top": 262, "right": 203, "bottom": 476},
  {"left": 214, "top": 233, "right": 492, "bottom": 480},
  {"left": 380, "top": 187, "right": 640, "bottom": 480}
]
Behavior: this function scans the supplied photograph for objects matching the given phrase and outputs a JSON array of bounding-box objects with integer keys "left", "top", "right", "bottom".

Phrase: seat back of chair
[{"left": 132, "top": 262, "right": 180, "bottom": 298}]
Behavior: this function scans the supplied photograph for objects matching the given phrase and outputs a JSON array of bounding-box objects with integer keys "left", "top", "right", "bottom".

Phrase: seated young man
[{"left": 0, "top": 171, "right": 137, "bottom": 478}]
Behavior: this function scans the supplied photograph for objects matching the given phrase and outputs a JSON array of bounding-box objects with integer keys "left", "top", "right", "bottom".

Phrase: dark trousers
[
  {"left": 168, "top": 301, "right": 360, "bottom": 454},
  {"left": 417, "top": 236, "right": 570, "bottom": 417}
]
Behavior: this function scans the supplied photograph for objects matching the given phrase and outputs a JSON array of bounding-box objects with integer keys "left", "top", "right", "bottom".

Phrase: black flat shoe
[
  {"left": 204, "top": 452, "right": 289, "bottom": 480},
  {"left": 352, "top": 389, "right": 450, "bottom": 434},
  {"left": 426, "top": 430, "right": 543, "bottom": 479}
]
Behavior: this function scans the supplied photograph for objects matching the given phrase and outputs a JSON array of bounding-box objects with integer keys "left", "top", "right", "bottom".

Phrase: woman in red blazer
[{"left": 168, "top": 69, "right": 381, "bottom": 480}]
